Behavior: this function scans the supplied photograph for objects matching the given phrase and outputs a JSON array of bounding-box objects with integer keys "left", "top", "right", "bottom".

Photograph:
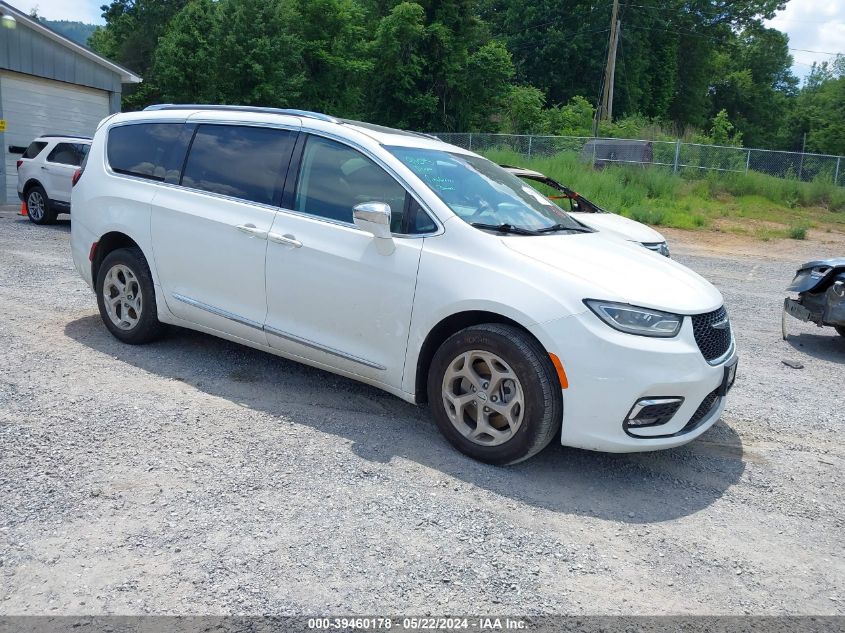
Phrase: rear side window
[
  {"left": 107, "top": 123, "right": 184, "bottom": 181},
  {"left": 47, "top": 143, "right": 89, "bottom": 166},
  {"left": 181, "top": 125, "right": 294, "bottom": 206},
  {"left": 22, "top": 141, "right": 47, "bottom": 159}
]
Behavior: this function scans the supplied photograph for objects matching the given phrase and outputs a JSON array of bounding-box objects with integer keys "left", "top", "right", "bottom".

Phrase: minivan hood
[
  {"left": 502, "top": 232, "right": 721, "bottom": 314},
  {"left": 571, "top": 211, "right": 666, "bottom": 244}
]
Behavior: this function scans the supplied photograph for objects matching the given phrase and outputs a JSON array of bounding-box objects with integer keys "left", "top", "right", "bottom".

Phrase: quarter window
[
  {"left": 107, "top": 123, "right": 184, "bottom": 181},
  {"left": 294, "top": 136, "right": 407, "bottom": 226},
  {"left": 181, "top": 125, "right": 294, "bottom": 206},
  {"left": 46, "top": 142, "right": 89, "bottom": 166},
  {"left": 22, "top": 141, "right": 48, "bottom": 159}
]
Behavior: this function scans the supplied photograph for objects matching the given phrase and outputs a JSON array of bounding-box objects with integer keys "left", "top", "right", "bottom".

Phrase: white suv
[
  {"left": 17, "top": 135, "right": 91, "bottom": 224},
  {"left": 70, "top": 105, "right": 737, "bottom": 464}
]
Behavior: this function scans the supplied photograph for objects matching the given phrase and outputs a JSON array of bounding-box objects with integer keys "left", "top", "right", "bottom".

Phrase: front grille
[
  {"left": 691, "top": 306, "right": 732, "bottom": 362},
  {"left": 683, "top": 388, "right": 720, "bottom": 432}
]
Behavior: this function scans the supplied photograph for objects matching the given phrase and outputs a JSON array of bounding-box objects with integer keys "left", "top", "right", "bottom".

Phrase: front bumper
[{"left": 530, "top": 309, "right": 735, "bottom": 453}]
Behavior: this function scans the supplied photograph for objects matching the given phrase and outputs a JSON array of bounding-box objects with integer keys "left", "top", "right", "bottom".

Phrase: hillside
[{"left": 41, "top": 19, "right": 96, "bottom": 47}]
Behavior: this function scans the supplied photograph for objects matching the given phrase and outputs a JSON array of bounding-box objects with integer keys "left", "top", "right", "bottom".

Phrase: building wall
[
  {"left": 0, "top": 21, "right": 127, "bottom": 202},
  {"left": 1, "top": 70, "right": 111, "bottom": 203},
  {"left": 0, "top": 21, "right": 123, "bottom": 98}
]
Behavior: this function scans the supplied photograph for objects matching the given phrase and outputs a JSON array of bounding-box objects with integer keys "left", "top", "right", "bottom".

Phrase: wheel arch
[
  {"left": 22, "top": 178, "right": 45, "bottom": 197},
  {"left": 92, "top": 231, "right": 143, "bottom": 284},
  {"left": 412, "top": 310, "right": 547, "bottom": 404}
]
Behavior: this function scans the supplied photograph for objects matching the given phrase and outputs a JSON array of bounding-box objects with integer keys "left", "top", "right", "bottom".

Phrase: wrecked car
[
  {"left": 782, "top": 258, "right": 845, "bottom": 339},
  {"left": 503, "top": 165, "right": 670, "bottom": 257}
]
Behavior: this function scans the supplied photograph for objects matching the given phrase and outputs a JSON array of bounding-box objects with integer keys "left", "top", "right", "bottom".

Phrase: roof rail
[
  {"left": 143, "top": 104, "right": 340, "bottom": 124},
  {"left": 37, "top": 134, "right": 93, "bottom": 140}
]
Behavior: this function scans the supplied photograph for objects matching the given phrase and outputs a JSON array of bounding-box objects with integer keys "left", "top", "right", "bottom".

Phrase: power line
[
  {"left": 789, "top": 48, "right": 844, "bottom": 56},
  {"left": 622, "top": 21, "right": 845, "bottom": 56}
]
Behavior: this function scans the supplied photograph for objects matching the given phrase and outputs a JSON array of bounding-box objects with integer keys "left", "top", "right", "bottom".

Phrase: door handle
[
  {"left": 235, "top": 223, "right": 268, "bottom": 239},
  {"left": 268, "top": 232, "right": 302, "bottom": 248}
]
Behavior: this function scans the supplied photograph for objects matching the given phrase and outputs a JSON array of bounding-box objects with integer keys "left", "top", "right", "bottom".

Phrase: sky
[{"left": 12, "top": 0, "right": 845, "bottom": 82}]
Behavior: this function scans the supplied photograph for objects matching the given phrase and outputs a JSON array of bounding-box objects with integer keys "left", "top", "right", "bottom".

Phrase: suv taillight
[
  {"left": 16, "top": 160, "right": 23, "bottom": 171},
  {"left": 72, "top": 168, "right": 83, "bottom": 187}
]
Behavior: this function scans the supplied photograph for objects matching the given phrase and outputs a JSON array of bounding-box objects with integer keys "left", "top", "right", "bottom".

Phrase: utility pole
[{"left": 600, "top": 0, "right": 621, "bottom": 123}]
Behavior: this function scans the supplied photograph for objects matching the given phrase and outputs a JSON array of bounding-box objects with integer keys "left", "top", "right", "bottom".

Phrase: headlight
[
  {"left": 642, "top": 241, "right": 670, "bottom": 257},
  {"left": 584, "top": 300, "right": 682, "bottom": 337}
]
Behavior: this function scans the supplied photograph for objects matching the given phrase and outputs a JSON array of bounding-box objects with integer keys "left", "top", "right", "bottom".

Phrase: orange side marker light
[
  {"left": 20, "top": 201, "right": 27, "bottom": 216},
  {"left": 549, "top": 353, "right": 569, "bottom": 389}
]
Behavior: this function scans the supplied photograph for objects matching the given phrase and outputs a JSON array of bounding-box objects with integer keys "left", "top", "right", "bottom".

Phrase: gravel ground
[{"left": 0, "top": 208, "right": 843, "bottom": 616}]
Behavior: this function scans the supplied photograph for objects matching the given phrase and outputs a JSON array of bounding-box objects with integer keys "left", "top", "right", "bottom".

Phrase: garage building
[{"left": 0, "top": 1, "right": 141, "bottom": 203}]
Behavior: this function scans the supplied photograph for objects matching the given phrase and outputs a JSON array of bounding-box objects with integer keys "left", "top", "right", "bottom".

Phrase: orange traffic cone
[{"left": 20, "top": 201, "right": 27, "bottom": 216}]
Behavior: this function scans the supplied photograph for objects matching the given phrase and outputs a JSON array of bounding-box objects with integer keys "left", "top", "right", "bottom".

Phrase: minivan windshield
[{"left": 387, "top": 147, "right": 585, "bottom": 234}]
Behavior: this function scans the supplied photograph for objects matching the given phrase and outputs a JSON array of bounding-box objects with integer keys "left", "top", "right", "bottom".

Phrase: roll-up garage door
[{"left": 1, "top": 71, "right": 110, "bottom": 202}]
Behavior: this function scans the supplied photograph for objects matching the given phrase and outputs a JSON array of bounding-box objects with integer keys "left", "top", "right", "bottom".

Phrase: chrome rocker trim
[{"left": 172, "top": 293, "right": 386, "bottom": 371}]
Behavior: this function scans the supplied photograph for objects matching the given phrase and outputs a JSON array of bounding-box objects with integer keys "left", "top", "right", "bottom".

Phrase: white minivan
[{"left": 70, "top": 105, "right": 737, "bottom": 464}]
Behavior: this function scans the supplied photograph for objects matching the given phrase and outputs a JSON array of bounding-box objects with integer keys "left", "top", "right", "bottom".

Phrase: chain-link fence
[{"left": 434, "top": 133, "right": 845, "bottom": 187}]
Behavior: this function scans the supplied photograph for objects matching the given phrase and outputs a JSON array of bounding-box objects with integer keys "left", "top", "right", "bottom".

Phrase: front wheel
[
  {"left": 427, "top": 324, "right": 562, "bottom": 465},
  {"left": 835, "top": 326, "right": 845, "bottom": 338},
  {"left": 95, "top": 247, "right": 164, "bottom": 344}
]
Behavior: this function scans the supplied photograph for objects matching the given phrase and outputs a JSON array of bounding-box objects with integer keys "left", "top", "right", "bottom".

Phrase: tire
[
  {"left": 427, "top": 323, "right": 562, "bottom": 465},
  {"left": 836, "top": 326, "right": 845, "bottom": 338},
  {"left": 26, "top": 185, "right": 57, "bottom": 225},
  {"left": 95, "top": 247, "right": 164, "bottom": 344}
]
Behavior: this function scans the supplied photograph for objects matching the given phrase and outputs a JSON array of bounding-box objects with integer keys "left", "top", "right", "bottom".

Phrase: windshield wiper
[
  {"left": 470, "top": 222, "right": 540, "bottom": 236},
  {"left": 535, "top": 223, "right": 593, "bottom": 234}
]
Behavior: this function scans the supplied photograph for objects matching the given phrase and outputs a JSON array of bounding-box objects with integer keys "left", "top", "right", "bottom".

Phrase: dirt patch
[{"left": 662, "top": 224, "right": 845, "bottom": 262}]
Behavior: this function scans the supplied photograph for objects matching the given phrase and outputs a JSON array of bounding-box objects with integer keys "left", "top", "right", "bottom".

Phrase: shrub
[{"left": 789, "top": 223, "right": 808, "bottom": 239}]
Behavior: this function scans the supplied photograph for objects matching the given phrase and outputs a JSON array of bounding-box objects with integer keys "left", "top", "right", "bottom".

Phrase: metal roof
[{"left": 0, "top": 1, "right": 142, "bottom": 84}]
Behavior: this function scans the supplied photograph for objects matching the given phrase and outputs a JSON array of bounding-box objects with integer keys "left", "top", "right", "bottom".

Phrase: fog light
[{"left": 625, "top": 397, "right": 683, "bottom": 428}]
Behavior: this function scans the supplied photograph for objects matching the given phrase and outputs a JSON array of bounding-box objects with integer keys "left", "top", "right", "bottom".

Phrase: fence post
[
  {"left": 673, "top": 139, "right": 681, "bottom": 174},
  {"left": 468, "top": 133, "right": 473, "bottom": 151},
  {"left": 745, "top": 149, "right": 751, "bottom": 174},
  {"left": 527, "top": 135, "right": 533, "bottom": 159},
  {"left": 836, "top": 156, "right": 841, "bottom": 187}
]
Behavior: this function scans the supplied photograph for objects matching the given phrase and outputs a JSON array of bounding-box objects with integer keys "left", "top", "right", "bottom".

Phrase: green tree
[
  {"left": 453, "top": 41, "right": 514, "bottom": 131},
  {"left": 709, "top": 26, "right": 797, "bottom": 147},
  {"left": 88, "top": 0, "right": 189, "bottom": 108},
  {"left": 501, "top": 85, "right": 545, "bottom": 133},
  {"left": 213, "top": 0, "right": 306, "bottom": 107},
  {"left": 709, "top": 109, "right": 742, "bottom": 146},
  {"left": 152, "top": 0, "right": 219, "bottom": 104},
  {"left": 544, "top": 95, "right": 594, "bottom": 135},
  {"left": 367, "top": 2, "right": 438, "bottom": 128},
  {"left": 296, "top": 0, "right": 373, "bottom": 116}
]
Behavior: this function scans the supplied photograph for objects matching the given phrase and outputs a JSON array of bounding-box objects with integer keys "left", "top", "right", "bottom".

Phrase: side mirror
[{"left": 353, "top": 202, "right": 392, "bottom": 239}]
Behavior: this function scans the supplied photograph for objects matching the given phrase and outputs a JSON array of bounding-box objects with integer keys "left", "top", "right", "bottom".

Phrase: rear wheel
[
  {"left": 427, "top": 324, "right": 562, "bottom": 465},
  {"left": 95, "top": 247, "right": 164, "bottom": 344},
  {"left": 26, "top": 185, "right": 56, "bottom": 225},
  {"left": 835, "top": 326, "right": 845, "bottom": 338}
]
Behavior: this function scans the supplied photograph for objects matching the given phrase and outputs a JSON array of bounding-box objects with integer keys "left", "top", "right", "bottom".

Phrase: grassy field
[{"left": 484, "top": 149, "right": 845, "bottom": 240}]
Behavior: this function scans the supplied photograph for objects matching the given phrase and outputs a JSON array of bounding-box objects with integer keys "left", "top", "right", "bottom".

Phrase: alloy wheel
[
  {"left": 27, "top": 191, "right": 45, "bottom": 221},
  {"left": 102, "top": 264, "right": 143, "bottom": 330},
  {"left": 441, "top": 350, "right": 525, "bottom": 446}
]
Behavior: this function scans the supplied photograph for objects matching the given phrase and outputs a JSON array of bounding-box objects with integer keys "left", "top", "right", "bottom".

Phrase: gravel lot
[{"left": 1, "top": 208, "right": 843, "bottom": 616}]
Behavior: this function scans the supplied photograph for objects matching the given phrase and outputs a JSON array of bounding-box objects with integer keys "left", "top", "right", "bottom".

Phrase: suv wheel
[
  {"left": 427, "top": 324, "right": 562, "bottom": 465},
  {"left": 26, "top": 185, "right": 57, "bottom": 225},
  {"left": 95, "top": 247, "right": 164, "bottom": 344},
  {"left": 836, "top": 326, "right": 845, "bottom": 338}
]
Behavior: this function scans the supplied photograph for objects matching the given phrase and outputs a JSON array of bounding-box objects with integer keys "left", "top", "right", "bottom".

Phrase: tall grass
[{"left": 483, "top": 148, "right": 845, "bottom": 235}]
